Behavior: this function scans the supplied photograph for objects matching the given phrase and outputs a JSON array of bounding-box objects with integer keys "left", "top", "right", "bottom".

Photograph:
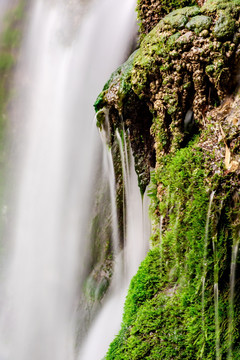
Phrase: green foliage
[
  {"left": 154, "top": 145, "right": 209, "bottom": 280},
  {"left": 106, "top": 140, "right": 240, "bottom": 359},
  {"left": 123, "top": 248, "right": 162, "bottom": 326},
  {"left": 106, "top": 248, "right": 163, "bottom": 359}
]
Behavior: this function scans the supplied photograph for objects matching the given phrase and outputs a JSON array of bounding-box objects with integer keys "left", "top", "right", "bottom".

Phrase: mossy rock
[
  {"left": 169, "top": 5, "right": 201, "bottom": 17},
  {"left": 95, "top": 1, "right": 240, "bottom": 358},
  {"left": 202, "top": 0, "right": 240, "bottom": 12},
  {"left": 94, "top": 51, "right": 137, "bottom": 126},
  {"left": 163, "top": 13, "right": 188, "bottom": 29},
  {"left": 95, "top": 0, "right": 240, "bottom": 193},
  {"left": 176, "top": 30, "right": 195, "bottom": 45},
  {"left": 186, "top": 14, "right": 212, "bottom": 34},
  {"left": 213, "top": 12, "right": 236, "bottom": 40},
  {"left": 136, "top": 0, "right": 198, "bottom": 38}
]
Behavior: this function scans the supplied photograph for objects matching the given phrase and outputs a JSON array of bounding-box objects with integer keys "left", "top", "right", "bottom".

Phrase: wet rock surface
[
  {"left": 95, "top": 0, "right": 240, "bottom": 190},
  {"left": 95, "top": 1, "right": 240, "bottom": 359}
]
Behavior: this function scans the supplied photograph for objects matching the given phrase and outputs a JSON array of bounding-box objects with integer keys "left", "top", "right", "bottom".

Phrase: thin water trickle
[
  {"left": 116, "top": 129, "right": 150, "bottom": 279},
  {"left": 212, "top": 233, "right": 220, "bottom": 360},
  {"left": 159, "top": 215, "right": 164, "bottom": 272},
  {"left": 201, "top": 191, "right": 215, "bottom": 342},
  {"left": 214, "top": 282, "right": 220, "bottom": 360},
  {"left": 116, "top": 129, "right": 128, "bottom": 250},
  {"left": 174, "top": 202, "right": 180, "bottom": 270},
  {"left": 228, "top": 234, "right": 240, "bottom": 360},
  {"left": 79, "top": 128, "right": 150, "bottom": 360}
]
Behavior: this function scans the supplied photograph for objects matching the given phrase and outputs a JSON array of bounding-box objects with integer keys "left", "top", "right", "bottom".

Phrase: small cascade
[
  {"left": 116, "top": 129, "right": 150, "bottom": 280},
  {"left": 78, "top": 128, "right": 150, "bottom": 360},
  {"left": 116, "top": 129, "right": 129, "bottom": 248},
  {"left": 214, "top": 282, "right": 220, "bottom": 359},
  {"left": 102, "top": 142, "right": 120, "bottom": 259},
  {"left": 228, "top": 234, "right": 240, "bottom": 360},
  {"left": 201, "top": 191, "right": 215, "bottom": 341},
  {"left": 77, "top": 143, "right": 123, "bottom": 360}
]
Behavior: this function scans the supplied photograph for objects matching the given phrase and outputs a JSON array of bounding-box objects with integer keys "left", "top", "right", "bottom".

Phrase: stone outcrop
[{"left": 95, "top": 0, "right": 240, "bottom": 358}]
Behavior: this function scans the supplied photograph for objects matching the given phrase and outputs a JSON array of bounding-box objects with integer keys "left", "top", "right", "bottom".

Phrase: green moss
[
  {"left": 136, "top": 0, "right": 198, "bottom": 38},
  {"left": 202, "top": 0, "right": 240, "bottom": 12},
  {"left": 123, "top": 248, "right": 166, "bottom": 324},
  {"left": 163, "top": 13, "right": 188, "bottom": 29},
  {"left": 213, "top": 12, "right": 236, "bottom": 40},
  {"left": 95, "top": 1, "right": 240, "bottom": 358},
  {"left": 169, "top": 5, "right": 200, "bottom": 17},
  {"left": 186, "top": 15, "right": 212, "bottom": 34},
  {"left": 95, "top": 0, "right": 240, "bottom": 195},
  {"left": 94, "top": 50, "right": 137, "bottom": 117},
  {"left": 106, "top": 135, "right": 240, "bottom": 358}
]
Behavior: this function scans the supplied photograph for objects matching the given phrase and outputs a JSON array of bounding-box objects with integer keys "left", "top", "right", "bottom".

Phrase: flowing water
[
  {"left": 116, "top": 130, "right": 150, "bottom": 279},
  {"left": 78, "top": 129, "right": 150, "bottom": 360},
  {"left": 159, "top": 214, "right": 163, "bottom": 273},
  {"left": 0, "top": 0, "right": 140, "bottom": 359},
  {"left": 228, "top": 234, "right": 240, "bottom": 360},
  {"left": 201, "top": 191, "right": 215, "bottom": 344},
  {"left": 214, "top": 281, "right": 220, "bottom": 360},
  {"left": 212, "top": 231, "right": 220, "bottom": 359}
]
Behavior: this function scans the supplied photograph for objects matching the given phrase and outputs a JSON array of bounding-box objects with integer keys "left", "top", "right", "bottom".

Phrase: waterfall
[
  {"left": 116, "top": 129, "right": 150, "bottom": 279},
  {"left": 78, "top": 129, "right": 150, "bottom": 360},
  {"left": 0, "top": 0, "right": 140, "bottom": 359}
]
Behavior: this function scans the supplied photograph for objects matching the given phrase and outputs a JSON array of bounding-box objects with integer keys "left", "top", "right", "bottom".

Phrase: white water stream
[
  {"left": 0, "top": 0, "right": 142, "bottom": 359},
  {"left": 201, "top": 191, "right": 215, "bottom": 343},
  {"left": 228, "top": 233, "right": 240, "bottom": 360},
  {"left": 78, "top": 130, "right": 150, "bottom": 360}
]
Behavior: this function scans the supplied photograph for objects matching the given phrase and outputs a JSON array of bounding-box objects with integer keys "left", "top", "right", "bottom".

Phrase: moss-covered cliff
[{"left": 95, "top": 0, "right": 240, "bottom": 358}]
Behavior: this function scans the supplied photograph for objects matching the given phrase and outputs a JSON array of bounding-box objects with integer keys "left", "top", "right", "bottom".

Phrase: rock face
[
  {"left": 95, "top": 0, "right": 240, "bottom": 358},
  {"left": 136, "top": 0, "right": 197, "bottom": 37},
  {"left": 96, "top": 0, "right": 240, "bottom": 192}
]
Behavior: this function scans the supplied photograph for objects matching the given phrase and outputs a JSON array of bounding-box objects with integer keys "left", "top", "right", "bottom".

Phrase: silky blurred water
[{"left": 0, "top": 0, "right": 138, "bottom": 359}]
